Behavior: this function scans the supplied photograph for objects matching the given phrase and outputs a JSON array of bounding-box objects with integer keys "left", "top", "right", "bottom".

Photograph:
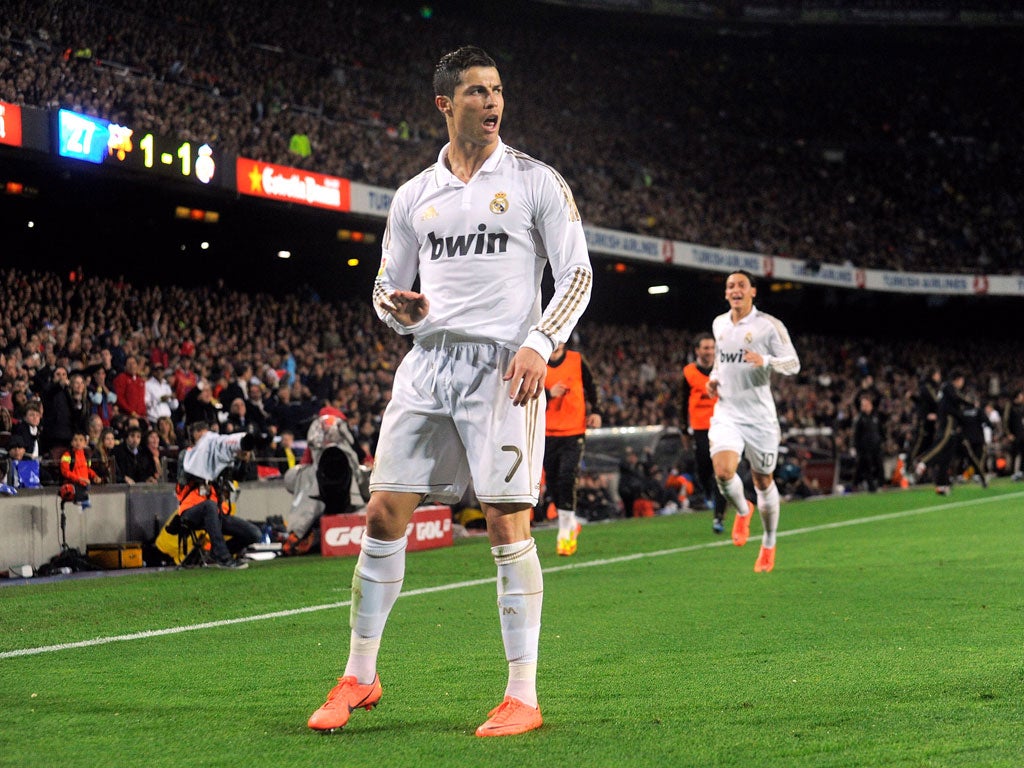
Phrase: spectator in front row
[
  {"left": 11, "top": 402, "right": 43, "bottom": 461},
  {"left": 91, "top": 427, "right": 119, "bottom": 485},
  {"left": 155, "top": 416, "right": 180, "bottom": 450},
  {"left": 4, "top": 435, "right": 42, "bottom": 489},
  {"left": 86, "top": 413, "right": 104, "bottom": 454},
  {"left": 114, "top": 426, "right": 157, "bottom": 484},
  {"left": 60, "top": 432, "right": 103, "bottom": 508},
  {"left": 146, "top": 429, "right": 167, "bottom": 483}
]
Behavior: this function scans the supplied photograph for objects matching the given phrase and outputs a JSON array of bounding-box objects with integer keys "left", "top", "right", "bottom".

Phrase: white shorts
[
  {"left": 369, "top": 337, "right": 544, "bottom": 506},
  {"left": 708, "top": 415, "right": 781, "bottom": 475}
]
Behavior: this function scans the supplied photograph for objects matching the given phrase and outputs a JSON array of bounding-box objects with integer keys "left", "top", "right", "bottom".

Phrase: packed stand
[
  {"left": 2, "top": 267, "right": 1022, "bottom": 504},
  {"left": 1, "top": 0, "right": 1022, "bottom": 275}
]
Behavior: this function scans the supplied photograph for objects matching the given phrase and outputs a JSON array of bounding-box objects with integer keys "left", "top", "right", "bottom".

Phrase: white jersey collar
[
  {"left": 732, "top": 305, "right": 760, "bottom": 325},
  {"left": 434, "top": 138, "right": 506, "bottom": 187}
]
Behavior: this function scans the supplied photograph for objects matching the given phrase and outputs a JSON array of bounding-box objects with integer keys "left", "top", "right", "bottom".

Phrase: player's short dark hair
[
  {"left": 729, "top": 269, "right": 756, "bottom": 288},
  {"left": 189, "top": 421, "right": 209, "bottom": 438},
  {"left": 433, "top": 45, "right": 497, "bottom": 97}
]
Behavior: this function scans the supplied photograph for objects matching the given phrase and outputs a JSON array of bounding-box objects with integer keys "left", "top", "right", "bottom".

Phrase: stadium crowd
[
  {"left": 2, "top": 0, "right": 1022, "bottom": 275},
  {"left": 2, "top": 267, "right": 1021, "bottom": 500}
]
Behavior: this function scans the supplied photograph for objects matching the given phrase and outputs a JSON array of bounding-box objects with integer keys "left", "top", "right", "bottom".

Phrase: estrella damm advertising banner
[{"left": 235, "top": 157, "right": 351, "bottom": 212}]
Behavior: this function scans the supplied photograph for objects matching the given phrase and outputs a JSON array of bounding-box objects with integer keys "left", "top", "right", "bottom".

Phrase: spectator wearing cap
[{"left": 145, "top": 361, "right": 179, "bottom": 426}]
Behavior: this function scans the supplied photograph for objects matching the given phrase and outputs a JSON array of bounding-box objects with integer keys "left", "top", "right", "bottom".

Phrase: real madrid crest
[
  {"left": 744, "top": 332, "right": 753, "bottom": 344},
  {"left": 489, "top": 192, "right": 509, "bottom": 215}
]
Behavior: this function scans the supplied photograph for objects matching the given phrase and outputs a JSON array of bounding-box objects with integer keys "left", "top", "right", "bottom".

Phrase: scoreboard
[{"left": 55, "top": 109, "right": 218, "bottom": 186}]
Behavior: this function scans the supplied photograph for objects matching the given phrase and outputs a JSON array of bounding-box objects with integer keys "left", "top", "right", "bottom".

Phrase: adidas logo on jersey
[{"left": 428, "top": 225, "right": 509, "bottom": 260}]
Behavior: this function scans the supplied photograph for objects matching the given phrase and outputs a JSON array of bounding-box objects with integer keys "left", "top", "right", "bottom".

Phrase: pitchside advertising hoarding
[{"left": 320, "top": 506, "right": 453, "bottom": 557}]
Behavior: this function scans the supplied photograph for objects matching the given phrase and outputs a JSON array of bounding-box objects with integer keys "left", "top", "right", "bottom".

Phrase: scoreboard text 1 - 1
[{"left": 55, "top": 108, "right": 217, "bottom": 186}]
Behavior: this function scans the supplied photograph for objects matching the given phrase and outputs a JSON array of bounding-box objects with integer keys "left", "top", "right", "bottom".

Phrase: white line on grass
[{"left": 3, "top": 490, "right": 1020, "bottom": 660}]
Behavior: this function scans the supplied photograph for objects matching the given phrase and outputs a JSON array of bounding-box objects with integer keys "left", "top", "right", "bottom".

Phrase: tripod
[{"left": 44, "top": 499, "right": 96, "bottom": 573}]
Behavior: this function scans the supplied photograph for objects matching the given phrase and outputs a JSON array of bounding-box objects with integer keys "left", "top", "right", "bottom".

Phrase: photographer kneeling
[{"left": 172, "top": 421, "right": 264, "bottom": 570}]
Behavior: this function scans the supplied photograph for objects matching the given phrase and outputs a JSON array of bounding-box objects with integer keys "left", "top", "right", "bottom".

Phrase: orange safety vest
[
  {"left": 545, "top": 350, "right": 587, "bottom": 437},
  {"left": 175, "top": 473, "right": 232, "bottom": 516},
  {"left": 682, "top": 362, "right": 717, "bottom": 431}
]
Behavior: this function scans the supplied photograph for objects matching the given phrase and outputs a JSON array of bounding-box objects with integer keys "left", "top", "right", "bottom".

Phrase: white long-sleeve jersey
[
  {"left": 372, "top": 139, "right": 593, "bottom": 361},
  {"left": 709, "top": 306, "right": 800, "bottom": 425}
]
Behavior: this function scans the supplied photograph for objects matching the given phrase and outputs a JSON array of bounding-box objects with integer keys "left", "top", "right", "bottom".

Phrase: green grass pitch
[{"left": 2, "top": 482, "right": 1022, "bottom": 768}]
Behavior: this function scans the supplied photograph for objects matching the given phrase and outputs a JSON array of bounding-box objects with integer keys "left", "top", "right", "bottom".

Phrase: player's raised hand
[{"left": 382, "top": 290, "right": 429, "bottom": 326}]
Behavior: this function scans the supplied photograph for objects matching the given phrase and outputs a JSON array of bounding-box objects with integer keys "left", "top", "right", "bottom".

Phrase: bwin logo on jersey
[
  {"left": 428, "top": 224, "right": 509, "bottom": 260},
  {"left": 720, "top": 350, "right": 746, "bottom": 363}
]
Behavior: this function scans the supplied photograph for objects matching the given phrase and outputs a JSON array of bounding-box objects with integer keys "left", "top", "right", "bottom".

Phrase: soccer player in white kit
[
  {"left": 706, "top": 270, "right": 800, "bottom": 573},
  {"left": 307, "top": 45, "right": 592, "bottom": 737}
]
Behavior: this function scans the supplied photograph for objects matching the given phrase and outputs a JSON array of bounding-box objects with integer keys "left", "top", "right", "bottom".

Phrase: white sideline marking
[{"left": 2, "top": 491, "right": 1020, "bottom": 660}]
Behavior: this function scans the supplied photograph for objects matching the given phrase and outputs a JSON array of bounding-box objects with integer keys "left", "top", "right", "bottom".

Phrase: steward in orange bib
[
  {"left": 679, "top": 332, "right": 726, "bottom": 532},
  {"left": 543, "top": 342, "right": 601, "bottom": 555}
]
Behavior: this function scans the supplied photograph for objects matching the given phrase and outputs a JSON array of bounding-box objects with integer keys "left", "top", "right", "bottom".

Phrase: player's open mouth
[{"left": 483, "top": 115, "right": 499, "bottom": 129}]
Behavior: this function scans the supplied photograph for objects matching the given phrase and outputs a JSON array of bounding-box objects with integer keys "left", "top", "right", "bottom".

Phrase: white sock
[
  {"left": 492, "top": 538, "right": 543, "bottom": 709},
  {"left": 344, "top": 535, "right": 407, "bottom": 684},
  {"left": 717, "top": 473, "right": 749, "bottom": 515},
  {"left": 556, "top": 508, "right": 576, "bottom": 539},
  {"left": 755, "top": 482, "right": 781, "bottom": 548}
]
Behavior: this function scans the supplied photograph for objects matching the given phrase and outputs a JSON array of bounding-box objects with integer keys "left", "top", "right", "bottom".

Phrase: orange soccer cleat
[
  {"left": 475, "top": 696, "right": 543, "bottom": 737},
  {"left": 732, "top": 501, "right": 754, "bottom": 547},
  {"left": 753, "top": 545, "right": 776, "bottom": 573},
  {"left": 307, "top": 674, "right": 382, "bottom": 731},
  {"left": 556, "top": 522, "right": 582, "bottom": 556}
]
